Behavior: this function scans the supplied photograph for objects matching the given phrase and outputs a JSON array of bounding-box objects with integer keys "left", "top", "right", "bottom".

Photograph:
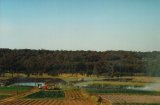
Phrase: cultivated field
[
  {"left": 2, "top": 89, "right": 94, "bottom": 105},
  {"left": 100, "top": 94, "right": 160, "bottom": 104},
  {"left": 2, "top": 99, "right": 93, "bottom": 105},
  {"left": 64, "top": 89, "right": 84, "bottom": 99},
  {"left": 84, "top": 76, "right": 160, "bottom": 105},
  {"left": 1, "top": 76, "right": 160, "bottom": 105},
  {"left": 0, "top": 86, "right": 31, "bottom": 95}
]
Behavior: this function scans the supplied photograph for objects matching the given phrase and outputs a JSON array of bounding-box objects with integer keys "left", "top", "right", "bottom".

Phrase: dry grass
[
  {"left": 131, "top": 76, "right": 159, "bottom": 83},
  {"left": 100, "top": 94, "right": 160, "bottom": 104}
]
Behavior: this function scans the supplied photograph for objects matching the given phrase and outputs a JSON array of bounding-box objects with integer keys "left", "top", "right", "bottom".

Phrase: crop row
[
  {"left": 26, "top": 90, "right": 65, "bottom": 99},
  {"left": 87, "top": 88, "right": 160, "bottom": 95},
  {"left": 3, "top": 99, "right": 93, "bottom": 105},
  {"left": 99, "top": 94, "right": 160, "bottom": 104},
  {"left": 64, "top": 89, "right": 84, "bottom": 99},
  {"left": 0, "top": 86, "right": 31, "bottom": 93}
]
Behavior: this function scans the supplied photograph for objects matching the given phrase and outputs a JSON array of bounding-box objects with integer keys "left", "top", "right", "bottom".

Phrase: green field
[
  {"left": 0, "top": 86, "right": 31, "bottom": 92},
  {"left": 26, "top": 90, "right": 65, "bottom": 99},
  {"left": 87, "top": 88, "right": 160, "bottom": 95}
]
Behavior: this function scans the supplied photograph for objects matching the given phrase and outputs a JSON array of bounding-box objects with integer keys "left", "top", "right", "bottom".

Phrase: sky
[{"left": 0, "top": 0, "right": 160, "bottom": 51}]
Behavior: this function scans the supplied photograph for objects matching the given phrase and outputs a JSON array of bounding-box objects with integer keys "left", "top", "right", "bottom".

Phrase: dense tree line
[{"left": 0, "top": 48, "right": 159, "bottom": 77}]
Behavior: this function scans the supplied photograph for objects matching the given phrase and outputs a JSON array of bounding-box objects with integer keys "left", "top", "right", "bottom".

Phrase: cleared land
[
  {"left": 2, "top": 89, "right": 94, "bottom": 105},
  {"left": 64, "top": 89, "right": 84, "bottom": 99},
  {"left": 2, "top": 99, "right": 93, "bottom": 105},
  {"left": 100, "top": 94, "right": 160, "bottom": 104}
]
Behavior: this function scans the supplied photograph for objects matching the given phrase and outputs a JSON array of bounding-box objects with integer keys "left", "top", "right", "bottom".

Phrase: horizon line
[{"left": 0, "top": 48, "right": 160, "bottom": 52}]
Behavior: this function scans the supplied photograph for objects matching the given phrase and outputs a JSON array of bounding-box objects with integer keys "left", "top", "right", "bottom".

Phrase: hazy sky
[{"left": 0, "top": 0, "right": 160, "bottom": 51}]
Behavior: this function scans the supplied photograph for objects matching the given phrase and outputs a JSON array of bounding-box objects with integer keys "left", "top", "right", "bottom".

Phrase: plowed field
[
  {"left": 64, "top": 90, "right": 84, "bottom": 99},
  {"left": 2, "top": 99, "right": 93, "bottom": 105},
  {"left": 100, "top": 94, "right": 160, "bottom": 104},
  {"left": 1, "top": 89, "right": 94, "bottom": 105}
]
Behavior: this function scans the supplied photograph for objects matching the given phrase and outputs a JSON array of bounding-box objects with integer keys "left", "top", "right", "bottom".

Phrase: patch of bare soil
[{"left": 100, "top": 94, "right": 160, "bottom": 104}]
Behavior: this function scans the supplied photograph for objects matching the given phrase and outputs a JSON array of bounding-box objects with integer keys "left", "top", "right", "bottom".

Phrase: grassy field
[
  {"left": 0, "top": 86, "right": 31, "bottom": 92},
  {"left": 0, "top": 86, "right": 32, "bottom": 95},
  {"left": 87, "top": 88, "right": 160, "bottom": 95},
  {"left": 1, "top": 73, "right": 158, "bottom": 83},
  {"left": 74, "top": 81, "right": 146, "bottom": 88}
]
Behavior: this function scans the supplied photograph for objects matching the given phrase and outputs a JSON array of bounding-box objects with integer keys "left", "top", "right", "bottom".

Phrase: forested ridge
[{"left": 0, "top": 48, "right": 160, "bottom": 77}]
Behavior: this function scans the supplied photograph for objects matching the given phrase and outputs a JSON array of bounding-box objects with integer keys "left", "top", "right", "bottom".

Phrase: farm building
[
  {"left": 5, "top": 77, "right": 66, "bottom": 88},
  {"left": 12, "top": 82, "right": 45, "bottom": 87}
]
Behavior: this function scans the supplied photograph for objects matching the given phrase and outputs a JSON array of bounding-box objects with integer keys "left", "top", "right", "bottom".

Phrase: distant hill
[{"left": 0, "top": 48, "right": 160, "bottom": 77}]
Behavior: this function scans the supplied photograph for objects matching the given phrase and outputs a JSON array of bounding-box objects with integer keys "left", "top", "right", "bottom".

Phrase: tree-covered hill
[{"left": 0, "top": 48, "right": 159, "bottom": 77}]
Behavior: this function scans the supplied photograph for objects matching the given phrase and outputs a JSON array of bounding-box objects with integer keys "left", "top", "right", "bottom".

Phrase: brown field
[
  {"left": 64, "top": 89, "right": 84, "bottom": 99},
  {"left": 2, "top": 99, "right": 93, "bottom": 105},
  {"left": 100, "top": 94, "right": 160, "bottom": 104},
  {"left": 1, "top": 89, "right": 94, "bottom": 105}
]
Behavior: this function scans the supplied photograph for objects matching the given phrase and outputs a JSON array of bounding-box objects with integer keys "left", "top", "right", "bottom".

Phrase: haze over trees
[{"left": 0, "top": 48, "right": 159, "bottom": 77}]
